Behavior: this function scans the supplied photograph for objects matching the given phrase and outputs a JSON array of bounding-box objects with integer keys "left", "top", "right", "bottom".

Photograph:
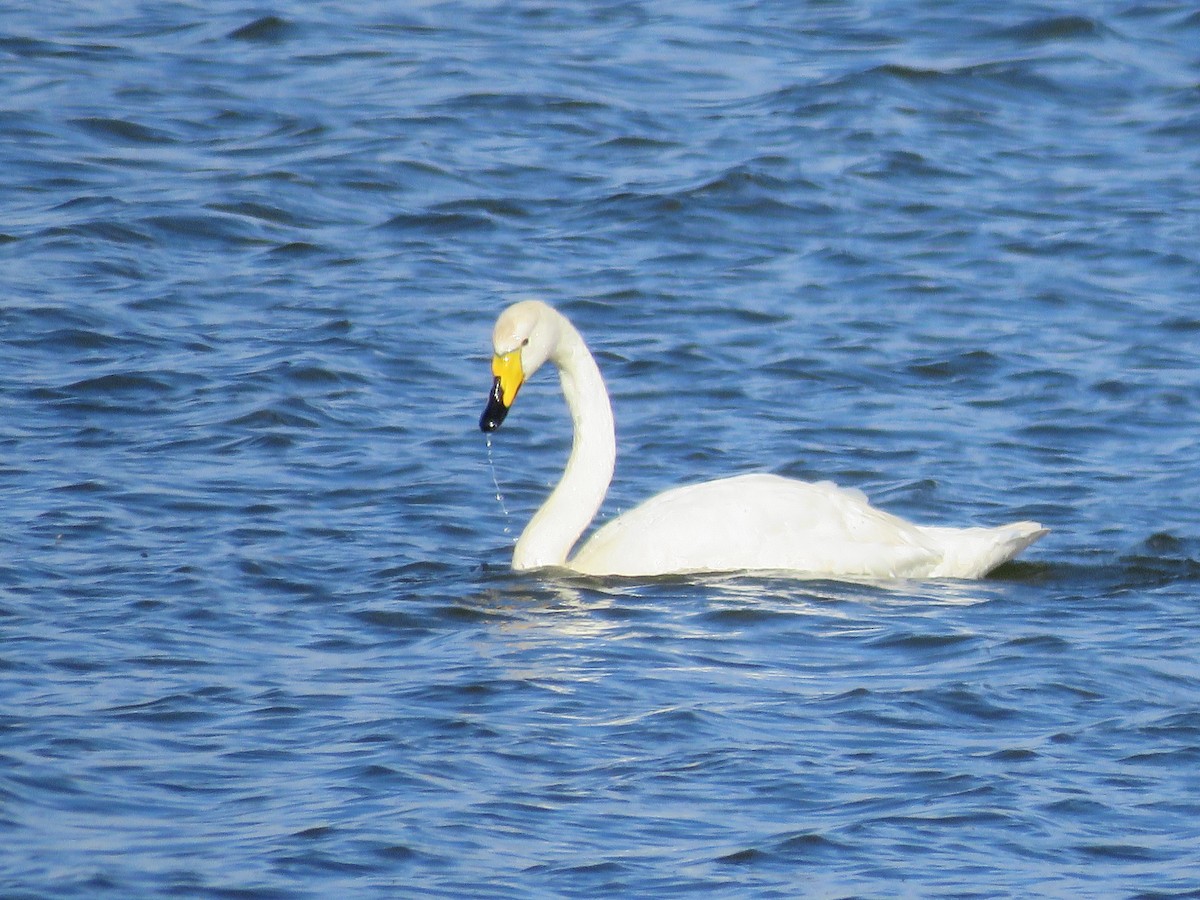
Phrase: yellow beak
[{"left": 492, "top": 350, "right": 524, "bottom": 407}]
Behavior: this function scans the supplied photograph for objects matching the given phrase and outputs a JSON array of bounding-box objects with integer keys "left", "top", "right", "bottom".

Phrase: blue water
[{"left": 3, "top": 2, "right": 1199, "bottom": 896}]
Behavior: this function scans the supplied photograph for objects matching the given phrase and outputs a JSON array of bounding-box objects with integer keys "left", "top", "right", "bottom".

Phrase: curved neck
[{"left": 512, "top": 315, "right": 615, "bottom": 570}]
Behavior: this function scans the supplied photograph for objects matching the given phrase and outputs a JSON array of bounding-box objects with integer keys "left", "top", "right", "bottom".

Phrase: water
[{"left": 2, "top": 1, "right": 1199, "bottom": 896}]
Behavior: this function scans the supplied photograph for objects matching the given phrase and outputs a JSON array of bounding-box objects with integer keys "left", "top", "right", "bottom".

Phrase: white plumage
[{"left": 480, "top": 300, "right": 1045, "bottom": 579}]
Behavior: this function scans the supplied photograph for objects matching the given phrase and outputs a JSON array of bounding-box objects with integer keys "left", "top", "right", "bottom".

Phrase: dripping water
[{"left": 485, "top": 435, "right": 512, "bottom": 537}]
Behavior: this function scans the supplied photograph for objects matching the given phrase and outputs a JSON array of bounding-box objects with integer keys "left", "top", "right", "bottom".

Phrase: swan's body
[{"left": 480, "top": 300, "right": 1046, "bottom": 579}]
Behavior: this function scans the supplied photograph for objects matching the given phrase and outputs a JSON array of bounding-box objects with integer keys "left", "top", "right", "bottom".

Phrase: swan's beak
[{"left": 480, "top": 350, "right": 523, "bottom": 432}]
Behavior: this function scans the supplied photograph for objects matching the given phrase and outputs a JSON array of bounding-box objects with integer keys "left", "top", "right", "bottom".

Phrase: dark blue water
[{"left": 3, "top": 2, "right": 1199, "bottom": 896}]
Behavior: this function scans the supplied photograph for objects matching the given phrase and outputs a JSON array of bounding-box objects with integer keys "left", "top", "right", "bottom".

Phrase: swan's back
[
  {"left": 571, "top": 473, "right": 930, "bottom": 577},
  {"left": 569, "top": 473, "right": 1044, "bottom": 579}
]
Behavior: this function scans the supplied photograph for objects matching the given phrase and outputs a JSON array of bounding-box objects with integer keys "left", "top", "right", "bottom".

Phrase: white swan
[{"left": 480, "top": 300, "right": 1046, "bottom": 579}]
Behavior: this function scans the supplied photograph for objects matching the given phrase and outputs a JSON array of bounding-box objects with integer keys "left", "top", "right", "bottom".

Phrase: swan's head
[{"left": 480, "top": 300, "right": 560, "bottom": 432}]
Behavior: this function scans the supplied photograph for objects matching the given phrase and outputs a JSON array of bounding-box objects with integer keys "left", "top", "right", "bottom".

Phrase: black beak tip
[{"left": 480, "top": 378, "right": 509, "bottom": 432}]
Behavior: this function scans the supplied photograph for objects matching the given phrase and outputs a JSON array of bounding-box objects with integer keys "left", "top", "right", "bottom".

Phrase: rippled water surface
[{"left": 3, "top": 2, "right": 1200, "bottom": 897}]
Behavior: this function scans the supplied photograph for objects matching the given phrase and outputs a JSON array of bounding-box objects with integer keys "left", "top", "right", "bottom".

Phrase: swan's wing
[{"left": 570, "top": 473, "right": 943, "bottom": 578}]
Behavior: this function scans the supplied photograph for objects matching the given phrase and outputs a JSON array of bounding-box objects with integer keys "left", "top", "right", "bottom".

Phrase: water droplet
[{"left": 484, "top": 435, "right": 512, "bottom": 537}]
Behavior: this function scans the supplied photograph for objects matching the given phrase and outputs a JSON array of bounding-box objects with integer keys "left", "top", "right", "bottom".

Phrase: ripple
[
  {"left": 3, "top": 2, "right": 1199, "bottom": 899},
  {"left": 227, "top": 15, "right": 296, "bottom": 44},
  {"left": 71, "top": 116, "right": 177, "bottom": 145},
  {"left": 140, "top": 213, "right": 267, "bottom": 247},
  {"left": 995, "top": 15, "right": 1108, "bottom": 44},
  {"left": 381, "top": 209, "right": 497, "bottom": 234}
]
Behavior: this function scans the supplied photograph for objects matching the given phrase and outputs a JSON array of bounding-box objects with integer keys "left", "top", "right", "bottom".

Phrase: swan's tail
[{"left": 922, "top": 521, "right": 1048, "bottom": 579}]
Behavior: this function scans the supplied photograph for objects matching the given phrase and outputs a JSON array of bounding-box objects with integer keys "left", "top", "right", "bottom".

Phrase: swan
[{"left": 479, "top": 300, "right": 1046, "bottom": 579}]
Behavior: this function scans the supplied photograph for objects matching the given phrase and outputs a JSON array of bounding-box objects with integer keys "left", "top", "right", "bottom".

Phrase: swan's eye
[{"left": 521, "top": 338, "right": 530, "bottom": 347}]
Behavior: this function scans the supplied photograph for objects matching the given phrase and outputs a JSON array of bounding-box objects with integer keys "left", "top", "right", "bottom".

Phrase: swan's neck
[{"left": 512, "top": 317, "right": 615, "bottom": 570}]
